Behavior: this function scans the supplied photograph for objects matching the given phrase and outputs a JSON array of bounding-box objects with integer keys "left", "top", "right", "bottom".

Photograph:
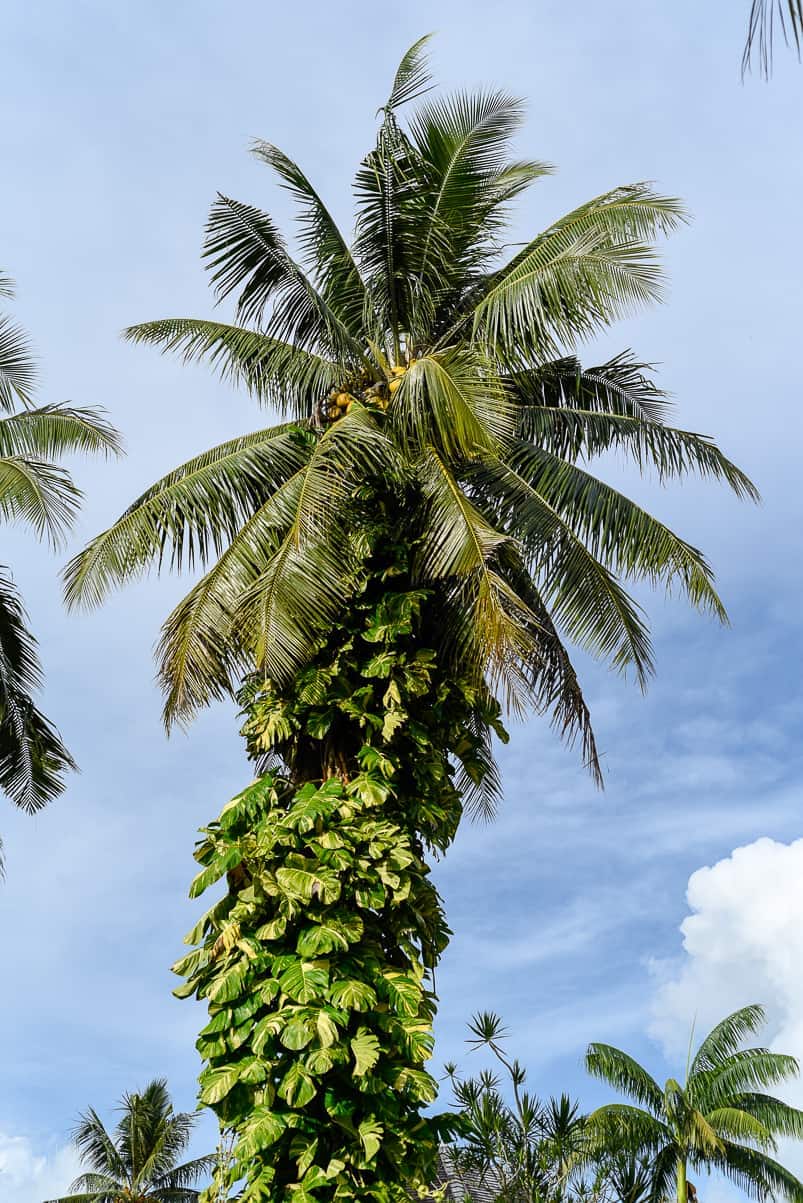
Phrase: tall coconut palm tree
[
  {"left": 64, "top": 38, "right": 757, "bottom": 1203},
  {"left": 0, "top": 272, "right": 119, "bottom": 869},
  {"left": 65, "top": 36, "right": 755, "bottom": 773},
  {"left": 46, "top": 1078, "right": 215, "bottom": 1203},
  {"left": 586, "top": 1005, "right": 803, "bottom": 1203},
  {"left": 744, "top": 0, "right": 803, "bottom": 75}
]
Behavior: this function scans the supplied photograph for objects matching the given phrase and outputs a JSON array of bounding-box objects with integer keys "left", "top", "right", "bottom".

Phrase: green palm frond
[
  {"left": 712, "top": 1139, "right": 803, "bottom": 1203},
  {"left": 706, "top": 1106, "right": 776, "bottom": 1149},
  {"left": 74, "top": 36, "right": 755, "bottom": 794},
  {"left": 471, "top": 454, "right": 655, "bottom": 685},
  {"left": 0, "top": 454, "right": 83, "bottom": 547},
  {"left": 585, "top": 1046, "right": 665, "bottom": 1113},
  {"left": 0, "top": 569, "right": 76, "bottom": 824},
  {"left": 391, "top": 345, "right": 514, "bottom": 457},
  {"left": 500, "top": 443, "right": 728, "bottom": 616},
  {"left": 731, "top": 1092, "right": 803, "bottom": 1139},
  {"left": 466, "top": 186, "right": 687, "bottom": 361},
  {"left": 125, "top": 318, "right": 338, "bottom": 416},
  {"left": 0, "top": 313, "right": 37, "bottom": 409},
  {"left": 0, "top": 404, "right": 121, "bottom": 460},
  {"left": 251, "top": 141, "right": 369, "bottom": 337},
  {"left": 384, "top": 33, "right": 435, "bottom": 113},
  {"left": 204, "top": 194, "right": 366, "bottom": 366},
  {"left": 744, "top": 0, "right": 803, "bottom": 76},
  {"left": 63, "top": 425, "right": 311, "bottom": 609},
  {"left": 691, "top": 1005, "right": 768, "bottom": 1074}
]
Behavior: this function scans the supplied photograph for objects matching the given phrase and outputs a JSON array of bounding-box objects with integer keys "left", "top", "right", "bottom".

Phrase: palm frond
[
  {"left": 0, "top": 569, "right": 76, "bottom": 820},
  {"left": 391, "top": 345, "right": 514, "bottom": 458},
  {"left": 0, "top": 404, "right": 122, "bottom": 460},
  {"left": 407, "top": 89, "right": 548, "bottom": 301},
  {"left": 585, "top": 1046, "right": 664, "bottom": 1114},
  {"left": 384, "top": 34, "right": 435, "bottom": 113},
  {"left": 204, "top": 195, "right": 366, "bottom": 366},
  {"left": 705, "top": 1106, "right": 776, "bottom": 1150},
  {"left": 0, "top": 454, "right": 83, "bottom": 548},
  {"left": 71, "top": 1108, "right": 126, "bottom": 1179},
  {"left": 511, "top": 356, "right": 759, "bottom": 499},
  {"left": 0, "top": 272, "right": 15, "bottom": 298},
  {"left": 0, "top": 314, "right": 37, "bottom": 409},
  {"left": 466, "top": 186, "right": 686, "bottom": 361},
  {"left": 125, "top": 318, "right": 338, "bottom": 416},
  {"left": 250, "top": 142, "right": 369, "bottom": 337},
  {"left": 471, "top": 454, "right": 656, "bottom": 685},
  {"left": 691, "top": 1006, "right": 768, "bottom": 1074},
  {"left": 499, "top": 442, "right": 729, "bottom": 620},
  {"left": 63, "top": 425, "right": 311, "bottom": 609},
  {"left": 712, "top": 1139, "right": 803, "bottom": 1203},
  {"left": 743, "top": 0, "right": 803, "bottom": 77},
  {"left": 156, "top": 468, "right": 310, "bottom": 726}
]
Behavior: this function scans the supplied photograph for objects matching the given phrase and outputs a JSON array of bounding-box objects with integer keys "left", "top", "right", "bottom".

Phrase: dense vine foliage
[{"left": 175, "top": 559, "right": 507, "bottom": 1202}]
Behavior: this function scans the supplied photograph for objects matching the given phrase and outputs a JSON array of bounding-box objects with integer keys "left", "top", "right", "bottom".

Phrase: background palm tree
[
  {"left": 46, "top": 1078, "right": 215, "bottom": 1203},
  {"left": 744, "top": 0, "right": 803, "bottom": 76},
  {"left": 446, "top": 1012, "right": 653, "bottom": 1203},
  {"left": 66, "top": 36, "right": 755, "bottom": 792},
  {"left": 586, "top": 1004, "right": 803, "bottom": 1203},
  {"left": 0, "top": 272, "right": 119, "bottom": 870}
]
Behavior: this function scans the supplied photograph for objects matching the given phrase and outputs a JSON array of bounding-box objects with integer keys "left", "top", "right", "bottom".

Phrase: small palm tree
[
  {"left": 0, "top": 272, "right": 119, "bottom": 868},
  {"left": 46, "top": 1078, "right": 215, "bottom": 1203},
  {"left": 586, "top": 1005, "right": 803, "bottom": 1203}
]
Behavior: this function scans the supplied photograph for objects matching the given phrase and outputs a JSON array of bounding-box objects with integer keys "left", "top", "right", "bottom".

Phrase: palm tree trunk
[{"left": 677, "top": 1156, "right": 688, "bottom": 1203}]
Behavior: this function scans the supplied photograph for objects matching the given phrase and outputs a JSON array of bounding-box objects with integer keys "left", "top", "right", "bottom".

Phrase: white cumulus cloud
[
  {"left": 0, "top": 1131, "right": 80, "bottom": 1203},
  {"left": 650, "top": 834, "right": 803, "bottom": 1073}
]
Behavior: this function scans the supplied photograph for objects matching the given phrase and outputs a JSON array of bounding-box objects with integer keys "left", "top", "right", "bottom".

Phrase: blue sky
[{"left": 1, "top": 0, "right": 803, "bottom": 1196}]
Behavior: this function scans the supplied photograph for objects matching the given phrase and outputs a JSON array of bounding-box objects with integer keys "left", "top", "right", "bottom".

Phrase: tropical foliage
[
  {"left": 66, "top": 36, "right": 755, "bottom": 786},
  {"left": 174, "top": 566, "right": 492, "bottom": 1201},
  {"left": 446, "top": 1012, "right": 652, "bottom": 1203},
  {"left": 0, "top": 272, "right": 119, "bottom": 868},
  {"left": 68, "top": 35, "right": 756, "bottom": 1203},
  {"left": 744, "top": 0, "right": 803, "bottom": 75},
  {"left": 586, "top": 1004, "right": 803, "bottom": 1203},
  {"left": 46, "top": 1078, "right": 215, "bottom": 1203}
]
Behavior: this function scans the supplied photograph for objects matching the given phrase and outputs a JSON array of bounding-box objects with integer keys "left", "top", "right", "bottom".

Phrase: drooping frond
[
  {"left": 743, "top": 0, "right": 803, "bottom": 77},
  {"left": 711, "top": 1139, "right": 803, "bottom": 1203},
  {"left": 125, "top": 318, "right": 338, "bottom": 416},
  {"left": 390, "top": 345, "right": 514, "bottom": 458},
  {"left": 0, "top": 314, "right": 37, "bottom": 409},
  {"left": 63, "top": 425, "right": 311, "bottom": 609},
  {"left": 500, "top": 443, "right": 728, "bottom": 617},
  {"left": 0, "top": 569, "right": 76, "bottom": 822},
  {"left": 471, "top": 454, "right": 656, "bottom": 685},
  {"left": 0, "top": 454, "right": 83, "bottom": 548},
  {"left": 0, "top": 404, "right": 122, "bottom": 460},
  {"left": 511, "top": 356, "right": 759, "bottom": 499}
]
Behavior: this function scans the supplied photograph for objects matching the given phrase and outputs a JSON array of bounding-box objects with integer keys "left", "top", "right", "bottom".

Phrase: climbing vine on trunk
[{"left": 174, "top": 557, "right": 507, "bottom": 1203}]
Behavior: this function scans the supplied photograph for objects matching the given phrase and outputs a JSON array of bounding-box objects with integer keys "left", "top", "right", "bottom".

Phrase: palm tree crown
[
  {"left": 46, "top": 1078, "right": 215, "bottom": 1203},
  {"left": 66, "top": 37, "right": 755, "bottom": 783},
  {"left": 0, "top": 271, "right": 119, "bottom": 862},
  {"left": 586, "top": 1004, "right": 803, "bottom": 1203}
]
